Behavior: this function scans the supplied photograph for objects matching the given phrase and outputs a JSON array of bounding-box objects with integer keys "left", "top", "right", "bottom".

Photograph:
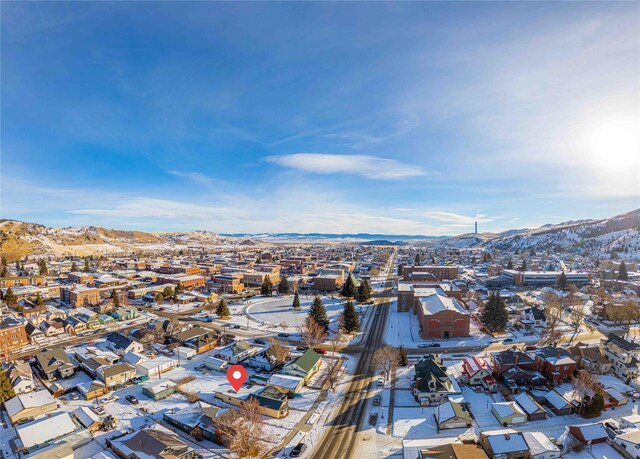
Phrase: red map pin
[{"left": 226, "top": 364, "right": 248, "bottom": 392}]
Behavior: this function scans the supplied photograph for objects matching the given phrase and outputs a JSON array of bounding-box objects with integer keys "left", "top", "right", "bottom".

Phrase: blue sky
[{"left": 1, "top": 2, "right": 638, "bottom": 235}]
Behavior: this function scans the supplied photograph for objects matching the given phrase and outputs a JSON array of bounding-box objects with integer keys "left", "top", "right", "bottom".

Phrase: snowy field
[{"left": 247, "top": 295, "right": 345, "bottom": 327}]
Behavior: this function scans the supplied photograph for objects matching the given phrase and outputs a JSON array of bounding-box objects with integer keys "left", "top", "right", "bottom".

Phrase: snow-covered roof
[
  {"left": 514, "top": 392, "right": 544, "bottom": 415},
  {"left": 268, "top": 373, "right": 304, "bottom": 390},
  {"left": 573, "top": 422, "right": 607, "bottom": 441},
  {"left": 523, "top": 431, "right": 560, "bottom": 454},
  {"left": 492, "top": 401, "right": 525, "bottom": 419},
  {"left": 418, "top": 294, "right": 467, "bottom": 316},
  {"left": 5, "top": 390, "right": 56, "bottom": 418},
  {"left": 73, "top": 406, "right": 100, "bottom": 428},
  {"left": 16, "top": 412, "right": 78, "bottom": 450},
  {"left": 484, "top": 429, "right": 528, "bottom": 454},
  {"left": 544, "top": 390, "right": 570, "bottom": 410}
]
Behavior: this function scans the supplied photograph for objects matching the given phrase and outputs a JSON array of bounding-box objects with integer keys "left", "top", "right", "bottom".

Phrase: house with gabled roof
[
  {"left": 435, "top": 399, "right": 472, "bottom": 430},
  {"left": 35, "top": 347, "right": 75, "bottom": 380},
  {"left": 215, "top": 340, "right": 262, "bottom": 364},
  {"left": 534, "top": 346, "right": 576, "bottom": 384},
  {"left": 413, "top": 355, "right": 457, "bottom": 405},
  {"left": 163, "top": 401, "right": 228, "bottom": 443},
  {"left": 600, "top": 333, "right": 640, "bottom": 381},
  {"left": 4, "top": 389, "right": 58, "bottom": 423},
  {"left": 514, "top": 392, "right": 547, "bottom": 421},
  {"left": 104, "top": 332, "right": 143, "bottom": 356},
  {"left": 97, "top": 362, "right": 136, "bottom": 387},
  {"left": 281, "top": 348, "right": 322, "bottom": 383}
]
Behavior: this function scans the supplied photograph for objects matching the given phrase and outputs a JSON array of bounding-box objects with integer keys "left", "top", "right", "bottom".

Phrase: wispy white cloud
[
  {"left": 424, "top": 211, "right": 493, "bottom": 226},
  {"left": 166, "top": 170, "right": 219, "bottom": 188},
  {"left": 265, "top": 153, "right": 427, "bottom": 180}
]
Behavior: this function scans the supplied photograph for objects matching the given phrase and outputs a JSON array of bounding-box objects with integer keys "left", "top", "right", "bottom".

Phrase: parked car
[
  {"left": 126, "top": 395, "right": 139, "bottom": 405},
  {"left": 278, "top": 333, "right": 291, "bottom": 338},
  {"left": 296, "top": 345, "right": 308, "bottom": 351},
  {"left": 417, "top": 344, "right": 431, "bottom": 348},
  {"left": 103, "top": 395, "right": 119, "bottom": 404},
  {"left": 255, "top": 338, "right": 268, "bottom": 345},
  {"left": 502, "top": 338, "right": 514, "bottom": 344},
  {"left": 290, "top": 443, "right": 307, "bottom": 457},
  {"left": 313, "top": 347, "right": 327, "bottom": 355},
  {"left": 132, "top": 375, "right": 149, "bottom": 384},
  {"left": 92, "top": 406, "right": 106, "bottom": 416},
  {"left": 376, "top": 378, "right": 384, "bottom": 387},
  {"left": 525, "top": 345, "right": 537, "bottom": 351},
  {"left": 69, "top": 393, "right": 80, "bottom": 400},
  {"left": 232, "top": 324, "right": 241, "bottom": 329},
  {"left": 373, "top": 395, "right": 381, "bottom": 406},
  {"left": 428, "top": 343, "right": 441, "bottom": 348}
]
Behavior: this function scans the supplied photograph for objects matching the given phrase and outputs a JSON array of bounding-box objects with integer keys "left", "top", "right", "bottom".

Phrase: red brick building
[
  {"left": 68, "top": 285, "right": 100, "bottom": 308},
  {"left": 416, "top": 294, "right": 469, "bottom": 339},
  {"left": 534, "top": 346, "right": 577, "bottom": 384},
  {"left": 402, "top": 265, "right": 459, "bottom": 281},
  {"left": 0, "top": 317, "right": 28, "bottom": 353}
]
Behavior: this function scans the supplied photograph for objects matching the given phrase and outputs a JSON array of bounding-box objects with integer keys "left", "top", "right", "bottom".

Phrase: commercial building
[
  {"left": 403, "top": 265, "right": 459, "bottom": 281},
  {"left": 416, "top": 294, "right": 470, "bottom": 339},
  {"left": 0, "top": 316, "right": 28, "bottom": 352},
  {"left": 503, "top": 269, "right": 590, "bottom": 286}
]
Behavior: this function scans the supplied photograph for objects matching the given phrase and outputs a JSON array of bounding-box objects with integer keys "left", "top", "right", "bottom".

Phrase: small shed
[{"left": 142, "top": 380, "right": 177, "bottom": 400}]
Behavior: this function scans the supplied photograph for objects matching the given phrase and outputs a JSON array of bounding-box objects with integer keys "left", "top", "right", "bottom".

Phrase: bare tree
[
  {"left": 279, "top": 322, "right": 288, "bottom": 334},
  {"left": 572, "top": 371, "right": 602, "bottom": 416},
  {"left": 540, "top": 296, "right": 563, "bottom": 346},
  {"left": 324, "top": 357, "right": 342, "bottom": 391},
  {"left": 372, "top": 346, "right": 400, "bottom": 381},
  {"left": 266, "top": 338, "right": 290, "bottom": 367},
  {"left": 299, "top": 316, "right": 326, "bottom": 348},
  {"left": 213, "top": 397, "right": 271, "bottom": 457},
  {"left": 329, "top": 321, "right": 343, "bottom": 357},
  {"left": 569, "top": 301, "right": 588, "bottom": 334}
]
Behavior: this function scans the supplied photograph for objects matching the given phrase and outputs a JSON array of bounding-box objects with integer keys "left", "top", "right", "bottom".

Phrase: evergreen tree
[
  {"left": 277, "top": 274, "right": 290, "bottom": 295},
  {"left": 292, "top": 291, "right": 301, "bottom": 310},
  {"left": 0, "top": 265, "right": 7, "bottom": 278},
  {"left": 216, "top": 299, "right": 230, "bottom": 318},
  {"left": 341, "top": 274, "right": 357, "bottom": 298},
  {"left": 162, "top": 286, "right": 174, "bottom": 298},
  {"left": 38, "top": 259, "right": 48, "bottom": 276},
  {"left": 83, "top": 257, "right": 90, "bottom": 273},
  {"left": 308, "top": 295, "right": 329, "bottom": 330},
  {"left": 482, "top": 252, "right": 489, "bottom": 263},
  {"left": 342, "top": 301, "right": 360, "bottom": 333},
  {"left": 34, "top": 293, "right": 44, "bottom": 308},
  {"left": 356, "top": 279, "right": 372, "bottom": 302},
  {"left": 110, "top": 289, "right": 120, "bottom": 308},
  {"left": 0, "top": 369, "right": 15, "bottom": 402},
  {"left": 1, "top": 256, "right": 6, "bottom": 269},
  {"left": 397, "top": 264, "right": 404, "bottom": 276},
  {"left": 430, "top": 254, "right": 436, "bottom": 264},
  {"left": 70, "top": 261, "right": 78, "bottom": 272},
  {"left": 414, "top": 253, "right": 421, "bottom": 265},
  {"left": 618, "top": 261, "right": 629, "bottom": 281},
  {"left": 261, "top": 276, "right": 273, "bottom": 296},
  {"left": 557, "top": 271, "right": 568, "bottom": 290},
  {"left": 175, "top": 283, "right": 185, "bottom": 296},
  {"left": 480, "top": 292, "right": 508, "bottom": 333},
  {"left": 155, "top": 293, "right": 164, "bottom": 303},
  {"left": 3, "top": 288, "right": 17, "bottom": 306},
  {"left": 398, "top": 346, "right": 409, "bottom": 367},
  {"left": 507, "top": 260, "right": 513, "bottom": 270},
  {"left": 521, "top": 259, "right": 527, "bottom": 271}
]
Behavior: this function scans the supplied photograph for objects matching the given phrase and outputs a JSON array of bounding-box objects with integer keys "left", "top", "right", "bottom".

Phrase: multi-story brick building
[
  {"left": 402, "top": 265, "right": 459, "bottom": 281},
  {"left": 157, "top": 275, "right": 206, "bottom": 289},
  {"left": 212, "top": 274, "right": 244, "bottom": 294},
  {"left": 397, "top": 282, "right": 463, "bottom": 312},
  {"left": 67, "top": 285, "right": 100, "bottom": 308},
  {"left": 66, "top": 272, "right": 95, "bottom": 284},
  {"left": 0, "top": 317, "right": 29, "bottom": 353},
  {"left": 534, "top": 346, "right": 576, "bottom": 384},
  {"left": 416, "top": 294, "right": 470, "bottom": 339},
  {"left": 0, "top": 276, "right": 46, "bottom": 288}
]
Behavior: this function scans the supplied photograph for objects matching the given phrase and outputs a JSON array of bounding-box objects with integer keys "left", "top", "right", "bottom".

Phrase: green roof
[{"left": 292, "top": 349, "right": 321, "bottom": 373}]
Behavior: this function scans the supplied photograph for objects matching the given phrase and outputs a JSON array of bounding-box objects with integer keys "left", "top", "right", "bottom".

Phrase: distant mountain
[
  {"left": 359, "top": 240, "right": 407, "bottom": 246},
  {"left": 220, "top": 232, "right": 443, "bottom": 242},
  {"left": 433, "top": 209, "right": 640, "bottom": 259},
  {"left": 0, "top": 221, "right": 236, "bottom": 260}
]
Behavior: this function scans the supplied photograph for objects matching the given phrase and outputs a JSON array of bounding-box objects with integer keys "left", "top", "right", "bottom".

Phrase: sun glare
[{"left": 588, "top": 121, "right": 640, "bottom": 170}]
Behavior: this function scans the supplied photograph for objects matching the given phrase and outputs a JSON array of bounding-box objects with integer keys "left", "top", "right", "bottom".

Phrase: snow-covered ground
[{"left": 246, "top": 295, "right": 345, "bottom": 327}]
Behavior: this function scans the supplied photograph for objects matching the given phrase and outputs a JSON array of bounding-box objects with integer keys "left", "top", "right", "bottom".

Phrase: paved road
[{"left": 312, "top": 253, "right": 396, "bottom": 459}]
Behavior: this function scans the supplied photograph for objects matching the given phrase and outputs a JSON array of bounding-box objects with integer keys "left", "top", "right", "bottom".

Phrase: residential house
[
  {"left": 522, "top": 431, "right": 561, "bottom": 459},
  {"left": 413, "top": 355, "right": 456, "bottom": 405},
  {"left": 600, "top": 333, "right": 640, "bottom": 381},
  {"left": 267, "top": 374, "right": 305, "bottom": 397},
  {"left": 567, "top": 342, "right": 612, "bottom": 374},
  {"left": 491, "top": 349, "right": 536, "bottom": 377},
  {"left": 0, "top": 316, "right": 29, "bottom": 352},
  {"left": 203, "top": 356, "right": 228, "bottom": 372},
  {"left": 123, "top": 352, "right": 178, "bottom": 377},
  {"left": 534, "top": 346, "right": 576, "bottom": 384},
  {"left": 173, "top": 326, "right": 217, "bottom": 354},
  {"left": 543, "top": 390, "right": 573, "bottom": 416},
  {"left": 4, "top": 390, "right": 58, "bottom": 423},
  {"left": 15, "top": 412, "right": 83, "bottom": 454},
  {"left": 104, "top": 332, "right": 144, "bottom": 356},
  {"left": 215, "top": 340, "right": 262, "bottom": 364},
  {"left": 40, "top": 318, "right": 65, "bottom": 337},
  {"left": 110, "top": 428, "right": 195, "bottom": 459},
  {"left": 460, "top": 356, "right": 496, "bottom": 391},
  {"left": 111, "top": 307, "right": 139, "bottom": 321},
  {"left": 417, "top": 444, "right": 488, "bottom": 459},
  {"left": 281, "top": 348, "right": 322, "bottom": 383},
  {"left": 479, "top": 429, "right": 530, "bottom": 459},
  {"left": 143, "top": 381, "right": 177, "bottom": 401},
  {"left": 491, "top": 402, "right": 527, "bottom": 426},
  {"left": 163, "top": 402, "right": 228, "bottom": 444},
  {"left": 569, "top": 422, "right": 608, "bottom": 446},
  {"left": 514, "top": 392, "right": 547, "bottom": 421},
  {"left": 97, "top": 363, "right": 136, "bottom": 387},
  {"left": 613, "top": 428, "right": 640, "bottom": 458},
  {"left": 435, "top": 399, "right": 473, "bottom": 430},
  {"left": 64, "top": 316, "right": 87, "bottom": 335},
  {"left": 7, "top": 362, "right": 36, "bottom": 394},
  {"left": 35, "top": 347, "right": 75, "bottom": 380},
  {"left": 215, "top": 386, "right": 289, "bottom": 419},
  {"left": 521, "top": 307, "right": 547, "bottom": 327}
]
